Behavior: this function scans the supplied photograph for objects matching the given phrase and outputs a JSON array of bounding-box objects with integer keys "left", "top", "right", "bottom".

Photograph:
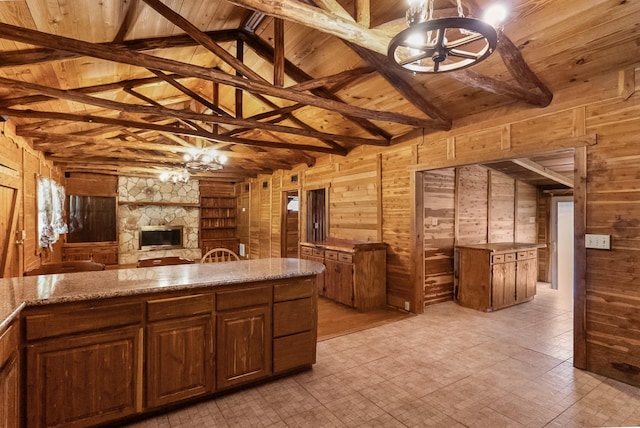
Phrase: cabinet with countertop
[
  {"left": 300, "top": 239, "right": 387, "bottom": 311},
  {"left": 8, "top": 258, "right": 323, "bottom": 427},
  {"left": 455, "top": 243, "right": 544, "bottom": 312}
]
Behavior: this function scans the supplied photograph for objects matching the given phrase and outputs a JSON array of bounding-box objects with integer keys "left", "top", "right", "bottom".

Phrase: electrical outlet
[
  {"left": 431, "top": 217, "right": 438, "bottom": 226},
  {"left": 585, "top": 234, "right": 611, "bottom": 250},
  {"left": 239, "top": 243, "right": 246, "bottom": 257},
  {"left": 404, "top": 301, "right": 410, "bottom": 311}
]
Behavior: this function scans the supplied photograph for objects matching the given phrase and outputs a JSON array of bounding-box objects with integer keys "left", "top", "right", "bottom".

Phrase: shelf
[
  {"left": 119, "top": 201, "right": 200, "bottom": 208},
  {"left": 201, "top": 227, "right": 235, "bottom": 230}
]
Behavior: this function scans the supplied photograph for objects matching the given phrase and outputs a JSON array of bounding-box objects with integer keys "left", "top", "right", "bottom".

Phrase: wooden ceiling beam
[
  {"left": 4, "top": 108, "right": 343, "bottom": 155},
  {"left": 511, "top": 158, "right": 574, "bottom": 188},
  {"left": 274, "top": 18, "right": 285, "bottom": 87},
  {"left": 289, "top": 66, "right": 375, "bottom": 92},
  {"left": 345, "top": 42, "right": 451, "bottom": 130},
  {"left": 0, "top": 30, "right": 239, "bottom": 69},
  {"left": 0, "top": 22, "right": 434, "bottom": 128},
  {"left": 241, "top": 31, "right": 393, "bottom": 140},
  {"left": 0, "top": 76, "right": 378, "bottom": 148},
  {"left": 141, "top": 0, "right": 268, "bottom": 83}
]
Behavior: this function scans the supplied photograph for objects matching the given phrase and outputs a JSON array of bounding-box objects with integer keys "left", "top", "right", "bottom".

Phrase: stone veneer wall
[{"left": 118, "top": 177, "right": 201, "bottom": 264}]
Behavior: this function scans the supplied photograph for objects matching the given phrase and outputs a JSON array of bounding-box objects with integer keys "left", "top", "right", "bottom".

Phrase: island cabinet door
[
  {"left": 145, "top": 293, "right": 215, "bottom": 409},
  {"left": 216, "top": 286, "right": 272, "bottom": 390},
  {"left": 25, "top": 326, "right": 142, "bottom": 428},
  {"left": 146, "top": 315, "right": 214, "bottom": 408},
  {"left": 491, "top": 254, "right": 517, "bottom": 310}
]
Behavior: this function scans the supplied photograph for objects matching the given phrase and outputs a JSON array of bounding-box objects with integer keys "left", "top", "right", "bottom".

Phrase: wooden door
[
  {"left": 216, "top": 306, "right": 271, "bottom": 390},
  {"left": 0, "top": 356, "right": 19, "bottom": 428},
  {"left": 306, "top": 188, "right": 326, "bottom": 242},
  {"left": 491, "top": 261, "right": 516, "bottom": 310},
  {"left": 281, "top": 190, "right": 299, "bottom": 258},
  {"left": 146, "top": 315, "right": 214, "bottom": 408},
  {"left": 324, "top": 259, "right": 354, "bottom": 307},
  {"left": 26, "top": 326, "right": 141, "bottom": 428},
  {"left": 0, "top": 185, "right": 20, "bottom": 278}
]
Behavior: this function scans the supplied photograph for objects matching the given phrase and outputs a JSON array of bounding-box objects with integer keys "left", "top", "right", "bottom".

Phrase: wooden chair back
[
  {"left": 24, "top": 260, "right": 106, "bottom": 276},
  {"left": 136, "top": 256, "right": 195, "bottom": 268},
  {"left": 200, "top": 248, "right": 240, "bottom": 263}
]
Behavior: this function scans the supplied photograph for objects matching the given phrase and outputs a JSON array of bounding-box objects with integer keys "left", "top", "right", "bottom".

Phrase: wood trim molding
[{"left": 573, "top": 146, "right": 587, "bottom": 369}]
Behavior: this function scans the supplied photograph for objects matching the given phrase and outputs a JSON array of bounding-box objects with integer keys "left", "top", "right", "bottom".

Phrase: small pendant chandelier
[{"left": 388, "top": 0, "right": 506, "bottom": 74}]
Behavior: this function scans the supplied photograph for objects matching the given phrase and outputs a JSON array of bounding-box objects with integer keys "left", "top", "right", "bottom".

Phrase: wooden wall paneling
[
  {"left": 510, "top": 110, "right": 575, "bottom": 148},
  {"left": 515, "top": 181, "right": 537, "bottom": 243},
  {"left": 65, "top": 173, "right": 118, "bottom": 197},
  {"left": 488, "top": 170, "right": 515, "bottom": 243},
  {"left": 259, "top": 178, "right": 271, "bottom": 258},
  {"left": 537, "top": 190, "right": 552, "bottom": 282},
  {"left": 417, "top": 137, "right": 448, "bottom": 166},
  {"left": 329, "top": 155, "right": 378, "bottom": 241},
  {"left": 422, "top": 168, "right": 456, "bottom": 307},
  {"left": 249, "top": 181, "right": 261, "bottom": 259},
  {"left": 270, "top": 174, "right": 282, "bottom": 257},
  {"left": 455, "top": 165, "right": 488, "bottom": 246},
  {"left": 236, "top": 184, "right": 250, "bottom": 259},
  {"left": 381, "top": 147, "right": 414, "bottom": 309},
  {"left": 455, "top": 128, "right": 503, "bottom": 161}
]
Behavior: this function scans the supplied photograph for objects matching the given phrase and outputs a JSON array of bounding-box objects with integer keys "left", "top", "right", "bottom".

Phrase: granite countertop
[{"left": 0, "top": 258, "right": 325, "bottom": 331}]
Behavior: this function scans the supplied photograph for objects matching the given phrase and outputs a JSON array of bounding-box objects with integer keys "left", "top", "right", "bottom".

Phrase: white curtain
[{"left": 38, "top": 177, "right": 68, "bottom": 249}]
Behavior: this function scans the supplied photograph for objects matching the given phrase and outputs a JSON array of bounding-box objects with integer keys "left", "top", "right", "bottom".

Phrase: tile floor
[{"left": 127, "top": 285, "right": 640, "bottom": 427}]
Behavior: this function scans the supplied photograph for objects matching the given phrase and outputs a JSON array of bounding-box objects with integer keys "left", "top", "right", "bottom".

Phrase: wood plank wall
[
  {"left": 422, "top": 166, "right": 537, "bottom": 307},
  {"left": 422, "top": 168, "right": 455, "bottom": 305},
  {"left": 0, "top": 121, "right": 64, "bottom": 277}
]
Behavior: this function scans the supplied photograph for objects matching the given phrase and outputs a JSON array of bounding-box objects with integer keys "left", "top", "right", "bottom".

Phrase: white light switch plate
[{"left": 585, "top": 234, "right": 611, "bottom": 250}]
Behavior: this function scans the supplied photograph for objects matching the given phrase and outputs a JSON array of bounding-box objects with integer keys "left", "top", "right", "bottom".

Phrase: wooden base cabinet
[
  {"left": 300, "top": 239, "right": 387, "bottom": 311},
  {"left": 19, "top": 275, "right": 317, "bottom": 427},
  {"left": 0, "top": 322, "right": 19, "bottom": 428},
  {"left": 455, "top": 243, "right": 542, "bottom": 312}
]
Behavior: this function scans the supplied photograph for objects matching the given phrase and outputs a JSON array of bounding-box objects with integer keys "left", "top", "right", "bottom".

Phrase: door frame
[{"left": 411, "top": 145, "right": 587, "bottom": 369}]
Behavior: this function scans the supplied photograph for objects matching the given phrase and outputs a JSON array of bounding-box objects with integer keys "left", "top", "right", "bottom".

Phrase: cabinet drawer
[
  {"left": 274, "top": 298, "right": 313, "bottom": 337},
  {"left": 300, "top": 246, "right": 313, "bottom": 256},
  {"left": 147, "top": 293, "right": 213, "bottom": 322},
  {"left": 273, "top": 331, "right": 315, "bottom": 374},
  {"left": 0, "top": 321, "right": 18, "bottom": 369},
  {"left": 24, "top": 302, "right": 142, "bottom": 341},
  {"left": 492, "top": 254, "right": 504, "bottom": 263},
  {"left": 505, "top": 253, "right": 516, "bottom": 262},
  {"left": 216, "top": 286, "right": 270, "bottom": 311},
  {"left": 338, "top": 253, "right": 353, "bottom": 263},
  {"left": 324, "top": 250, "right": 338, "bottom": 261},
  {"left": 517, "top": 250, "right": 537, "bottom": 260},
  {"left": 274, "top": 279, "right": 314, "bottom": 302},
  {"left": 312, "top": 248, "right": 324, "bottom": 257}
]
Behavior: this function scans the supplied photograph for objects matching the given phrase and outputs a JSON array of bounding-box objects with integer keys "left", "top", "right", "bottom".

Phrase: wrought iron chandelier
[
  {"left": 388, "top": 0, "right": 506, "bottom": 74},
  {"left": 159, "top": 148, "right": 228, "bottom": 183}
]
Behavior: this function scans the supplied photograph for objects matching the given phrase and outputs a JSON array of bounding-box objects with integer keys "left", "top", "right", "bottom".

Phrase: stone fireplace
[{"left": 118, "top": 177, "right": 201, "bottom": 264}]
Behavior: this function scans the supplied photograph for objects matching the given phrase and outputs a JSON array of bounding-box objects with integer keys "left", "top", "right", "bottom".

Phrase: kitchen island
[{"left": 0, "top": 258, "right": 324, "bottom": 428}]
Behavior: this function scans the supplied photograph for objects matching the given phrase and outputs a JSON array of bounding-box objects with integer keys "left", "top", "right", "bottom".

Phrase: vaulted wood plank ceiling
[{"left": 0, "top": 0, "right": 637, "bottom": 183}]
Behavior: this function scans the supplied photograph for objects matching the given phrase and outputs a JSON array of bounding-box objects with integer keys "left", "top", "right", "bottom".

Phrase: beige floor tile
[{"left": 323, "top": 391, "right": 387, "bottom": 427}]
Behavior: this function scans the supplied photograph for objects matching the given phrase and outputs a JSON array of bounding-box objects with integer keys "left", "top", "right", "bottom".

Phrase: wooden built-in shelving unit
[{"left": 199, "top": 183, "right": 239, "bottom": 255}]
